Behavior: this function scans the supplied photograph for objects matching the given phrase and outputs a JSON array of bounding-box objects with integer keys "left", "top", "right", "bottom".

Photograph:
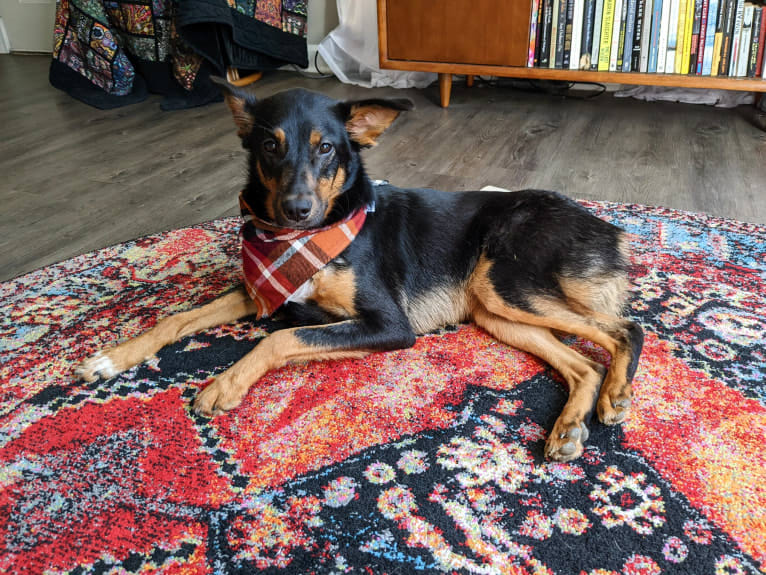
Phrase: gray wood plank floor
[{"left": 2, "top": 54, "right": 764, "bottom": 281}]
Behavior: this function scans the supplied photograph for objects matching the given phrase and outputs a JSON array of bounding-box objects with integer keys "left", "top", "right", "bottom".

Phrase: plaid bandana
[{"left": 239, "top": 193, "right": 369, "bottom": 318}]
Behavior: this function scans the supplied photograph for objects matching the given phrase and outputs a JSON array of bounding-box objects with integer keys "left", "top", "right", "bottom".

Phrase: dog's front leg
[
  {"left": 193, "top": 317, "right": 416, "bottom": 416},
  {"left": 76, "top": 287, "right": 259, "bottom": 382}
]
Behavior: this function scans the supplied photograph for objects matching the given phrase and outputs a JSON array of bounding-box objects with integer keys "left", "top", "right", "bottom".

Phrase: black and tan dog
[{"left": 76, "top": 81, "right": 643, "bottom": 462}]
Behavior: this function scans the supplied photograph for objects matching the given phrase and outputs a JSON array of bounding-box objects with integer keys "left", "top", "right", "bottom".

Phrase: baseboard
[
  {"left": 0, "top": 19, "right": 10, "bottom": 54},
  {"left": 307, "top": 43, "right": 333, "bottom": 75}
]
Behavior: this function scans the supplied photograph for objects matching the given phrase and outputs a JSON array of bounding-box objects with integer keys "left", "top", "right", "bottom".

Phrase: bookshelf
[{"left": 377, "top": 0, "right": 766, "bottom": 107}]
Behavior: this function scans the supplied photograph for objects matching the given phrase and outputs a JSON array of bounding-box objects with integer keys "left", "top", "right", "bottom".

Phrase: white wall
[
  {"left": 0, "top": 0, "right": 56, "bottom": 52},
  {"left": 0, "top": 0, "right": 338, "bottom": 55}
]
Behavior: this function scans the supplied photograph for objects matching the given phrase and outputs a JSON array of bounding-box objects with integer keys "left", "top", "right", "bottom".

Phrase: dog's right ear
[{"left": 210, "top": 76, "right": 256, "bottom": 140}]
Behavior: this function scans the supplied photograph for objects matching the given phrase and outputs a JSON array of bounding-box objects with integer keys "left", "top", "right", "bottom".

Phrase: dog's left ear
[
  {"left": 340, "top": 98, "right": 414, "bottom": 147},
  {"left": 210, "top": 76, "right": 257, "bottom": 140}
]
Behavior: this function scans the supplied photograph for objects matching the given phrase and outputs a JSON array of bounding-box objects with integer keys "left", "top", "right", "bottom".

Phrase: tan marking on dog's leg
[
  {"left": 472, "top": 305, "right": 605, "bottom": 462},
  {"left": 469, "top": 255, "right": 637, "bottom": 428},
  {"left": 193, "top": 323, "right": 370, "bottom": 415},
  {"left": 75, "top": 288, "right": 259, "bottom": 382}
]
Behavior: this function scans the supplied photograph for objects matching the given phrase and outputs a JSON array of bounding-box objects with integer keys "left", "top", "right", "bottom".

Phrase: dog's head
[{"left": 213, "top": 78, "right": 413, "bottom": 229}]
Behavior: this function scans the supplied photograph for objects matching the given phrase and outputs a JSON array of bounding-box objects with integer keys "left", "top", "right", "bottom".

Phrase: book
[
  {"left": 666, "top": 0, "right": 682, "bottom": 72},
  {"left": 710, "top": 0, "right": 727, "bottom": 75},
  {"left": 581, "top": 0, "right": 598, "bottom": 68},
  {"left": 563, "top": 0, "right": 575, "bottom": 68},
  {"left": 648, "top": 0, "right": 664, "bottom": 71},
  {"left": 623, "top": 0, "right": 639, "bottom": 70},
  {"left": 550, "top": 0, "right": 560, "bottom": 68},
  {"left": 541, "top": 0, "right": 555, "bottom": 67},
  {"left": 736, "top": 4, "right": 754, "bottom": 76},
  {"left": 719, "top": 0, "right": 738, "bottom": 76},
  {"left": 729, "top": 0, "right": 745, "bottom": 75},
  {"left": 681, "top": 0, "right": 696, "bottom": 71},
  {"left": 570, "top": 0, "right": 586, "bottom": 68},
  {"left": 611, "top": 0, "right": 627, "bottom": 70},
  {"left": 701, "top": 0, "right": 720, "bottom": 75},
  {"left": 556, "top": 0, "right": 569, "bottom": 67},
  {"left": 675, "top": 0, "right": 690, "bottom": 73},
  {"left": 529, "top": 0, "right": 542, "bottom": 67},
  {"left": 748, "top": 7, "right": 763, "bottom": 76},
  {"left": 640, "top": 0, "right": 656, "bottom": 70},
  {"left": 657, "top": 0, "right": 673, "bottom": 72},
  {"left": 756, "top": 6, "right": 766, "bottom": 76},
  {"left": 616, "top": 0, "right": 630, "bottom": 69},
  {"left": 695, "top": 0, "right": 711, "bottom": 74},
  {"left": 689, "top": 0, "right": 705, "bottom": 72},
  {"left": 599, "top": 0, "right": 617, "bottom": 69},
  {"left": 591, "top": 0, "right": 606, "bottom": 68},
  {"left": 633, "top": 0, "right": 648, "bottom": 70}
]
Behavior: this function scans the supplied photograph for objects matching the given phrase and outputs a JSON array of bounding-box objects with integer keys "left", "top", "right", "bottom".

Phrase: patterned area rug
[{"left": 1, "top": 201, "right": 765, "bottom": 574}]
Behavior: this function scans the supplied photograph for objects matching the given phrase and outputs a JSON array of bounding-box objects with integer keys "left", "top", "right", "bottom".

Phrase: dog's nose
[{"left": 282, "top": 197, "right": 313, "bottom": 222}]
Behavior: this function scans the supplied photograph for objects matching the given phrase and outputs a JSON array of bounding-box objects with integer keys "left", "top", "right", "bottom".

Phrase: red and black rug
[{"left": 1, "top": 200, "right": 765, "bottom": 574}]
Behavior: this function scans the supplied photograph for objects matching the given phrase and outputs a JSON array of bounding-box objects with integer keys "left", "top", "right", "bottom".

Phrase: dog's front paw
[
  {"left": 75, "top": 351, "right": 122, "bottom": 383},
  {"left": 545, "top": 420, "right": 589, "bottom": 462},
  {"left": 193, "top": 377, "right": 245, "bottom": 417}
]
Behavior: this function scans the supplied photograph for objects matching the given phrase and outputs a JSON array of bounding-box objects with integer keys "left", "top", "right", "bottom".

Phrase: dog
[{"left": 76, "top": 80, "right": 644, "bottom": 462}]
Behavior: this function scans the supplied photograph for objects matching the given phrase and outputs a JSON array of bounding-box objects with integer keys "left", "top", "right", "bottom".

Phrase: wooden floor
[{"left": 2, "top": 54, "right": 765, "bottom": 281}]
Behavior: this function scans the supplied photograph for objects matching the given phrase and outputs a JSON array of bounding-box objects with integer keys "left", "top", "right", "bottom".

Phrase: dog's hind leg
[
  {"left": 472, "top": 305, "right": 606, "bottom": 462},
  {"left": 469, "top": 256, "right": 644, "bottom": 459},
  {"left": 76, "top": 287, "right": 259, "bottom": 382}
]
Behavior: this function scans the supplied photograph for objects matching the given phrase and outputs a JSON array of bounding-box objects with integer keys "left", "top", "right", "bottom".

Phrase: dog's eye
[
  {"left": 263, "top": 140, "right": 277, "bottom": 153},
  {"left": 319, "top": 142, "right": 333, "bottom": 154}
]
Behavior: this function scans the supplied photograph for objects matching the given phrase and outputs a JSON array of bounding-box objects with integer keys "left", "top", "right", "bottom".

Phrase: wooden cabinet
[{"left": 378, "top": 0, "right": 766, "bottom": 107}]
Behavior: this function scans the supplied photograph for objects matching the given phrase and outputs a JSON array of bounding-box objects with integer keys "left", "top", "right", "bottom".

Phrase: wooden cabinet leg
[
  {"left": 438, "top": 73, "right": 452, "bottom": 108},
  {"left": 466, "top": 75, "right": 475, "bottom": 87}
]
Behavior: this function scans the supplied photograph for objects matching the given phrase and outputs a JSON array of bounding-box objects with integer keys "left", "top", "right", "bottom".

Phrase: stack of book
[{"left": 527, "top": 0, "right": 766, "bottom": 78}]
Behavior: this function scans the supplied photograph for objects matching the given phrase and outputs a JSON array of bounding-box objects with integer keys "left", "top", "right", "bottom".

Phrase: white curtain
[{"left": 318, "top": 0, "right": 436, "bottom": 89}]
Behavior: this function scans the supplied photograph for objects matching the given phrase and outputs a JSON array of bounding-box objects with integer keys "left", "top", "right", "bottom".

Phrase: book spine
[
  {"left": 666, "top": 0, "right": 681, "bottom": 72},
  {"left": 599, "top": 0, "right": 617, "bottom": 69},
  {"left": 710, "top": 0, "right": 727, "bottom": 74},
  {"left": 729, "top": 0, "right": 745, "bottom": 76},
  {"left": 611, "top": 0, "right": 627, "bottom": 69},
  {"left": 689, "top": 0, "right": 705, "bottom": 72},
  {"left": 719, "top": 0, "right": 737, "bottom": 75},
  {"left": 748, "top": 7, "right": 762, "bottom": 76},
  {"left": 695, "top": 0, "right": 710, "bottom": 73},
  {"left": 591, "top": 0, "right": 606, "bottom": 68},
  {"left": 570, "top": 0, "right": 585, "bottom": 69},
  {"left": 737, "top": 4, "right": 754, "bottom": 76},
  {"left": 616, "top": 0, "right": 630, "bottom": 69},
  {"left": 675, "top": 0, "right": 690, "bottom": 72},
  {"left": 624, "top": 0, "right": 639, "bottom": 69},
  {"left": 657, "top": 0, "right": 673, "bottom": 72},
  {"left": 649, "top": 0, "right": 664, "bottom": 71},
  {"left": 551, "top": 0, "right": 560, "bottom": 68},
  {"left": 702, "top": 0, "right": 720, "bottom": 75},
  {"left": 529, "top": 0, "right": 541, "bottom": 66},
  {"left": 680, "top": 0, "right": 696, "bottom": 74},
  {"left": 641, "top": 0, "right": 655, "bottom": 70},
  {"left": 756, "top": 5, "right": 766, "bottom": 76},
  {"left": 541, "top": 0, "right": 554, "bottom": 67},
  {"left": 633, "top": 0, "right": 647, "bottom": 70},
  {"left": 563, "top": 0, "right": 575, "bottom": 68},
  {"left": 556, "top": 0, "right": 569, "bottom": 67},
  {"left": 582, "top": 0, "right": 598, "bottom": 68}
]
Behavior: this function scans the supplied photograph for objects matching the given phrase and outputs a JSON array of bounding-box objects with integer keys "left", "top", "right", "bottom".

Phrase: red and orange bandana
[{"left": 239, "top": 193, "right": 369, "bottom": 318}]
